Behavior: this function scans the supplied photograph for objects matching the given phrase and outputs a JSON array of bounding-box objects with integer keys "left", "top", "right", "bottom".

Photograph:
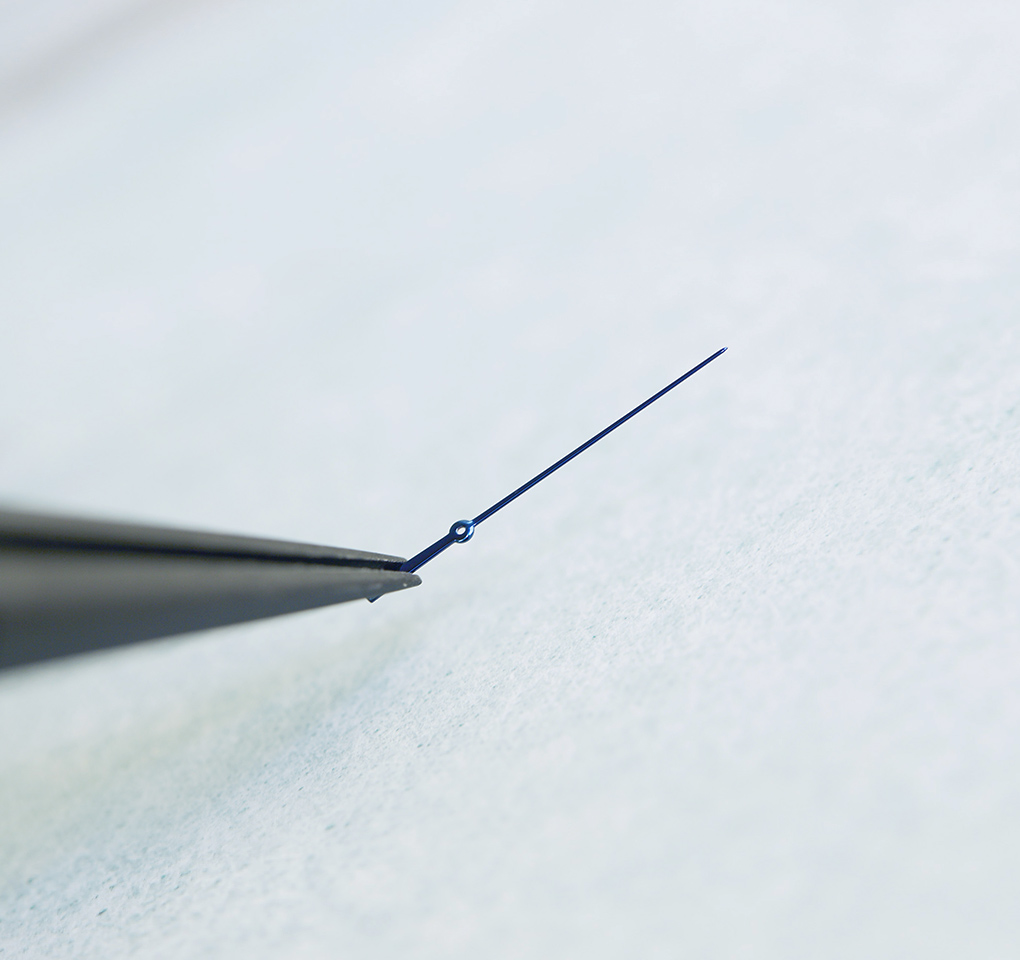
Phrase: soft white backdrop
[{"left": 1, "top": 1, "right": 1019, "bottom": 956}]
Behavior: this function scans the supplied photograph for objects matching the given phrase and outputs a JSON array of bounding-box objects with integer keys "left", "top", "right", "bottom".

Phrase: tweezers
[{"left": 0, "top": 509, "right": 419, "bottom": 670}]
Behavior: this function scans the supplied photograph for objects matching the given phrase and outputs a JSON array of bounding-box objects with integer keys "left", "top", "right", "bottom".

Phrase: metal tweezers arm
[{"left": 0, "top": 510, "right": 420, "bottom": 670}]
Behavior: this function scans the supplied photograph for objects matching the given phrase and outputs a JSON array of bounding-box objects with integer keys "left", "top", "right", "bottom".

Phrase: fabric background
[{"left": 1, "top": 1, "right": 1019, "bottom": 956}]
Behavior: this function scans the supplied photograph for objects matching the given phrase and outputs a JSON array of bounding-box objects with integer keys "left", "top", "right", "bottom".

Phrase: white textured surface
[{"left": 2, "top": 1, "right": 1020, "bottom": 956}]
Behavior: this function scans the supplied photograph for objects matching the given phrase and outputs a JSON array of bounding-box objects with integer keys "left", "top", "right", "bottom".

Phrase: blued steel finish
[
  {"left": 401, "top": 347, "right": 728, "bottom": 573},
  {"left": 0, "top": 510, "right": 420, "bottom": 670}
]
